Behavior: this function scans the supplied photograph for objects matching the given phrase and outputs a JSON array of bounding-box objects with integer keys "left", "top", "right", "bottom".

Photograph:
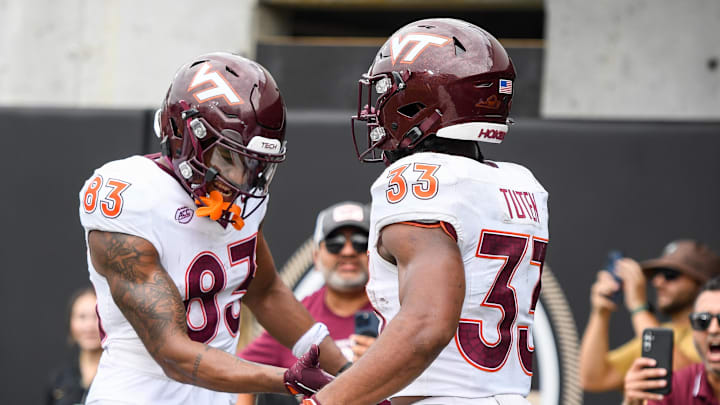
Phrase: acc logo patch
[{"left": 175, "top": 207, "right": 194, "bottom": 224}]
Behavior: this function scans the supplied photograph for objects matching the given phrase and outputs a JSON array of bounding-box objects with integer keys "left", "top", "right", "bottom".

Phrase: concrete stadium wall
[
  {"left": 2, "top": 1, "right": 719, "bottom": 120},
  {"left": 543, "top": 0, "right": 720, "bottom": 120},
  {"left": 0, "top": 0, "right": 258, "bottom": 109}
]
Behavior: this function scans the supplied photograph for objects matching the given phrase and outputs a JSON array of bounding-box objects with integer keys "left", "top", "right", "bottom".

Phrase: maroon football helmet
[
  {"left": 156, "top": 52, "right": 286, "bottom": 223},
  {"left": 352, "top": 18, "right": 516, "bottom": 163}
]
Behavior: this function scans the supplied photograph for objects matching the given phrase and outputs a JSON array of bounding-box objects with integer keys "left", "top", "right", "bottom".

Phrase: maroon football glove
[{"left": 284, "top": 345, "right": 334, "bottom": 396}]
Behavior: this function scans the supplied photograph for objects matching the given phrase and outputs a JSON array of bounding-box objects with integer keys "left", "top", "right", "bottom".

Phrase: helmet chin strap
[{"left": 399, "top": 109, "right": 442, "bottom": 149}]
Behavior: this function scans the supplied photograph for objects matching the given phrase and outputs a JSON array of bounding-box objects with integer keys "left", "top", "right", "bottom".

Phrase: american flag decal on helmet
[{"left": 499, "top": 79, "right": 513, "bottom": 94}]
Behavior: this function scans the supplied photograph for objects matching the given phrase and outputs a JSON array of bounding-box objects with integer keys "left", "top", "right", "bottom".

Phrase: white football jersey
[
  {"left": 79, "top": 155, "right": 266, "bottom": 404},
  {"left": 366, "top": 152, "right": 549, "bottom": 399}
]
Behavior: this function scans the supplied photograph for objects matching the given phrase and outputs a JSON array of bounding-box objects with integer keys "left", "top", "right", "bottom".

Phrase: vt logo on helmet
[
  {"left": 155, "top": 52, "right": 287, "bottom": 228},
  {"left": 389, "top": 33, "right": 451, "bottom": 65},
  {"left": 188, "top": 62, "right": 244, "bottom": 106},
  {"left": 351, "top": 18, "right": 516, "bottom": 164}
]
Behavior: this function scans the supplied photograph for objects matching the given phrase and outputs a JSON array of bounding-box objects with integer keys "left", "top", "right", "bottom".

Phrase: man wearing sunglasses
[
  {"left": 581, "top": 240, "right": 720, "bottom": 393},
  {"left": 623, "top": 275, "right": 720, "bottom": 404},
  {"left": 237, "top": 201, "right": 376, "bottom": 405}
]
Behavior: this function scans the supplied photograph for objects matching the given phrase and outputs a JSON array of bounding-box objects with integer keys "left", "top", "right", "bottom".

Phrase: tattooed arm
[{"left": 88, "top": 230, "right": 287, "bottom": 393}]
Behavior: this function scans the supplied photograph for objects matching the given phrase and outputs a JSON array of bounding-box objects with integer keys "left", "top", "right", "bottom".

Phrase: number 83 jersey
[
  {"left": 366, "top": 152, "right": 549, "bottom": 398},
  {"left": 78, "top": 155, "right": 264, "bottom": 376}
]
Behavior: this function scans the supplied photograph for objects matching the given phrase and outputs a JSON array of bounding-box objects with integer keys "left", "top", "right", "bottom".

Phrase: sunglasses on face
[
  {"left": 324, "top": 233, "right": 368, "bottom": 254},
  {"left": 652, "top": 268, "right": 681, "bottom": 281},
  {"left": 689, "top": 312, "right": 720, "bottom": 331}
]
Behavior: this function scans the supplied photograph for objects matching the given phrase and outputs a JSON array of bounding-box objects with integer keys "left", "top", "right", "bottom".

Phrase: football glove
[{"left": 284, "top": 344, "right": 334, "bottom": 396}]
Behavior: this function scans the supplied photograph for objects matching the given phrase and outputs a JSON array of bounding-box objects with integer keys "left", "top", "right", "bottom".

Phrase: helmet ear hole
[{"left": 397, "top": 102, "right": 426, "bottom": 118}]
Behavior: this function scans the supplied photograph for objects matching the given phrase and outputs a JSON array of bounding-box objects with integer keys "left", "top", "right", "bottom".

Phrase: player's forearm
[
  {"left": 248, "top": 279, "right": 315, "bottom": 348},
  {"left": 249, "top": 284, "right": 347, "bottom": 374},
  {"left": 158, "top": 339, "right": 287, "bottom": 393},
  {"left": 315, "top": 309, "right": 453, "bottom": 404},
  {"left": 246, "top": 230, "right": 317, "bottom": 349}
]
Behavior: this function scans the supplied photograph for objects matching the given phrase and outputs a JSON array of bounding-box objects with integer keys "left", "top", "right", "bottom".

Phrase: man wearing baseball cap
[
  {"left": 580, "top": 240, "right": 720, "bottom": 393},
  {"left": 237, "top": 202, "right": 375, "bottom": 405},
  {"left": 312, "top": 201, "right": 371, "bottom": 295}
]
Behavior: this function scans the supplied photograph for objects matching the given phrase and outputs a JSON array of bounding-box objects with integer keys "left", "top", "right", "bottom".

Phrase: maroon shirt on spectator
[
  {"left": 648, "top": 363, "right": 719, "bottom": 405},
  {"left": 239, "top": 286, "right": 373, "bottom": 367}
]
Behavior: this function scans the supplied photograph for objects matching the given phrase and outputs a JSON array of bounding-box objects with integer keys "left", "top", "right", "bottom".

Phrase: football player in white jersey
[
  {"left": 302, "top": 19, "right": 550, "bottom": 405},
  {"left": 78, "top": 53, "right": 347, "bottom": 404}
]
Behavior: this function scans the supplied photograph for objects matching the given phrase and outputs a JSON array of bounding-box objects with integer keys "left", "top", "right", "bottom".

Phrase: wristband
[
  {"left": 337, "top": 361, "right": 352, "bottom": 374},
  {"left": 630, "top": 303, "right": 649, "bottom": 315},
  {"left": 292, "top": 323, "right": 330, "bottom": 358}
]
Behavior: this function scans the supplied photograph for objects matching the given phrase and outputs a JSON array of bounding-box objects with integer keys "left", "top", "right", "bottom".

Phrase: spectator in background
[
  {"left": 237, "top": 201, "right": 376, "bottom": 405},
  {"left": 580, "top": 240, "right": 720, "bottom": 392},
  {"left": 623, "top": 275, "right": 720, "bottom": 404},
  {"left": 46, "top": 286, "right": 102, "bottom": 405}
]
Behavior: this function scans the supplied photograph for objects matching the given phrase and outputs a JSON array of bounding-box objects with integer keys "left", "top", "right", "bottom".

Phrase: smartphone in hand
[
  {"left": 605, "top": 250, "right": 624, "bottom": 304},
  {"left": 641, "top": 327, "right": 673, "bottom": 395},
  {"left": 354, "top": 311, "right": 380, "bottom": 338}
]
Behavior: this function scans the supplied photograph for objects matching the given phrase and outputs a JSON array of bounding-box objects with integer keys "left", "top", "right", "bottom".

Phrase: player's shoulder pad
[
  {"left": 79, "top": 156, "right": 165, "bottom": 228},
  {"left": 493, "top": 161, "right": 547, "bottom": 193},
  {"left": 372, "top": 152, "right": 460, "bottom": 195}
]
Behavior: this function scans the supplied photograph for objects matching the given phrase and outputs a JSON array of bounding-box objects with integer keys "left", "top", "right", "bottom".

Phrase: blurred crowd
[{"left": 579, "top": 240, "right": 720, "bottom": 404}]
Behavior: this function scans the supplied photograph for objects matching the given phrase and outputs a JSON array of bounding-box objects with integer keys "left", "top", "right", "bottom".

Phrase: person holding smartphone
[
  {"left": 623, "top": 276, "right": 720, "bottom": 404},
  {"left": 580, "top": 240, "right": 720, "bottom": 393},
  {"left": 237, "top": 201, "right": 377, "bottom": 405}
]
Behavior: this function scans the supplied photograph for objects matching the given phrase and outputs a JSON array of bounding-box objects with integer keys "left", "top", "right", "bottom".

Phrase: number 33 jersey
[
  {"left": 78, "top": 155, "right": 265, "bottom": 402},
  {"left": 366, "top": 152, "right": 549, "bottom": 398}
]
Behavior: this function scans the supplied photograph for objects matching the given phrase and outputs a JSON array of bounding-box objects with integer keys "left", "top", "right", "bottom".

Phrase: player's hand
[
  {"left": 284, "top": 345, "right": 334, "bottom": 396},
  {"left": 615, "top": 258, "right": 648, "bottom": 311},
  {"left": 350, "top": 334, "right": 376, "bottom": 362},
  {"left": 590, "top": 270, "right": 620, "bottom": 312},
  {"left": 623, "top": 357, "right": 666, "bottom": 404}
]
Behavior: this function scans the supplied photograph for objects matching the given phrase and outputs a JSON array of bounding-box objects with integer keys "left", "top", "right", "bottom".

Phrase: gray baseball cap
[{"left": 313, "top": 201, "right": 370, "bottom": 244}]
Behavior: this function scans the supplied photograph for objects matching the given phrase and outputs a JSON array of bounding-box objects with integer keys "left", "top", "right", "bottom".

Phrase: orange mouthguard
[{"left": 195, "top": 190, "right": 245, "bottom": 230}]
